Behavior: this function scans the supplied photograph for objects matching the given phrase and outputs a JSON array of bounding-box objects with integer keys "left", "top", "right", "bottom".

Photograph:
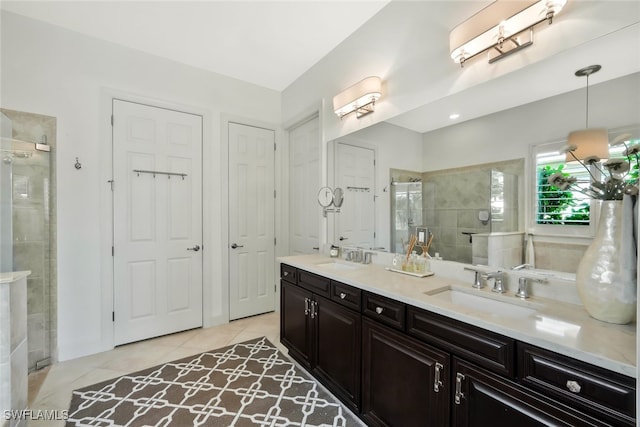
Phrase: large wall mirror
[{"left": 325, "top": 72, "right": 640, "bottom": 275}]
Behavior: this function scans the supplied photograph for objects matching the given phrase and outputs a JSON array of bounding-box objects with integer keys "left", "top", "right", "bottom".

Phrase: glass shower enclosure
[
  {"left": 390, "top": 181, "right": 423, "bottom": 254},
  {"left": 1, "top": 109, "right": 56, "bottom": 371}
]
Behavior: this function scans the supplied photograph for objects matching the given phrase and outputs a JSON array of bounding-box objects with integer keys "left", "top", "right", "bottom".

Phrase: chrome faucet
[
  {"left": 512, "top": 263, "right": 533, "bottom": 271},
  {"left": 344, "top": 247, "right": 367, "bottom": 263},
  {"left": 487, "top": 271, "right": 505, "bottom": 294},
  {"left": 463, "top": 266, "right": 486, "bottom": 289},
  {"left": 363, "top": 251, "right": 375, "bottom": 264},
  {"left": 515, "top": 275, "right": 548, "bottom": 299},
  {"left": 516, "top": 277, "right": 530, "bottom": 299}
]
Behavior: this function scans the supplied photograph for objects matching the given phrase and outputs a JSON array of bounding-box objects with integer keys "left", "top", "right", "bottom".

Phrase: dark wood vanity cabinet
[
  {"left": 280, "top": 264, "right": 636, "bottom": 427},
  {"left": 280, "top": 281, "right": 313, "bottom": 367},
  {"left": 452, "top": 358, "right": 609, "bottom": 427},
  {"left": 518, "top": 343, "right": 636, "bottom": 426},
  {"left": 361, "top": 318, "right": 450, "bottom": 427},
  {"left": 280, "top": 269, "right": 361, "bottom": 411}
]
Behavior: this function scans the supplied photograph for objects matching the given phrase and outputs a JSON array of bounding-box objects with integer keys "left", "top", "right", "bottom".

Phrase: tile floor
[{"left": 27, "top": 312, "right": 282, "bottom": 426}]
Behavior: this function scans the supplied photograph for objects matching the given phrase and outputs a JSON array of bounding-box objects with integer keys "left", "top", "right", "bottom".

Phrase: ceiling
[
  {"left": 2, "top": 1, "right": 638, "bottom": 135},
  {"left": 0, "top": 0, "right": 390, "bottom": 91}
]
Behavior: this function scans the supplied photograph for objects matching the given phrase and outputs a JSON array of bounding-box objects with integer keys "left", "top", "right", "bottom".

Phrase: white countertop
[
  {"left": 0, "top": 271, "right": 31, "bottom": 284},
  {"left": 279, "top": 254, "right": 637, "bottom": 378}
]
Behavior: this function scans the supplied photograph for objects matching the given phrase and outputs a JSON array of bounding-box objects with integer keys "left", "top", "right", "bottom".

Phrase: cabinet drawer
[
  {"left": 298, "top": 270, "right": 330, "bottom": 298},
  {"left": 280, "top": 264, "right": 297, "bottom": 284},
  {"left": 331, "top": 281, "right": 361, "bottom": 311},
  {"left": 407, "top": 306, "right": 515, "bottom": 377},
  {"left": 363, "top": 292, "right": 405, "bottom": 331},
  {"left": 519, "top": 343, "right": 636, "bottom": 425}
]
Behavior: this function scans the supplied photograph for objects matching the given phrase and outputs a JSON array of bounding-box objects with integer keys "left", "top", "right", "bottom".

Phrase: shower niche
[{"left": 1, "top": 109, "right": 57, "bottom": 371}]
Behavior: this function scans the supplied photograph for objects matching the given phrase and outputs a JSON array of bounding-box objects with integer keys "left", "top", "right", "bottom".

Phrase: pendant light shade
[
  {"left": 567, "top": 65, "right": 609, "bottom": 162},
  {"left": 566, "top": 128, "right": 609, "bottom": 162}
]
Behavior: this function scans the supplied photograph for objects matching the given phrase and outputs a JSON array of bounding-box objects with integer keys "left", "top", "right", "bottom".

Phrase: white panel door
[
  {"left": 229, "top": 122, "right": 275, "bottom": 320},
  {"left": 335, "top": 143, "right": 375, "bottom": 248},
  {"left": 113, "top": 99, "right": 203, "bottom": 345},
  {"left": 289, "top": 117, "right": 321, "bottom": 255}
]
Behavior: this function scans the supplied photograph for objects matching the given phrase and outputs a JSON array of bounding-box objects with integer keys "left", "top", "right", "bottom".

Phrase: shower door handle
[{"left": 187, "top": 245, "right": 201, "bottom": 252}]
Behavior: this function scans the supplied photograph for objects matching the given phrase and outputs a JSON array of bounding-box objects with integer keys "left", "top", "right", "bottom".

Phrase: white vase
[{"left": 576, "top": 200, "right": 637, "bottom": 324}]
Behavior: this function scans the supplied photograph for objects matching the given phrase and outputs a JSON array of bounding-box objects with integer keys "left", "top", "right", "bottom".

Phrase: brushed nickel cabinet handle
[
  {"left": 375, "top": 306, "right": 384, "bottom": 315},
  {"left": 339, "top": 292, "right": 347, "bottom": 300},
  {"left": 455, "top": 372, "right": 465, "bottom": 404},
  {"left": 434, "top": 362, "right": 444, "bottom": 393}
]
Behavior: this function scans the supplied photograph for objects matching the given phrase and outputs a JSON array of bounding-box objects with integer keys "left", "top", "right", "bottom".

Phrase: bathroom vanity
[{"left": 279, "top": 255, "right": 636, "bottom": 427}]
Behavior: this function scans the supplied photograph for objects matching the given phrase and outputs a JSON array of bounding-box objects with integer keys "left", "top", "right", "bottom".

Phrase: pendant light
[{"left": 567, "top": 65, "right": 608, "bottom": 162}]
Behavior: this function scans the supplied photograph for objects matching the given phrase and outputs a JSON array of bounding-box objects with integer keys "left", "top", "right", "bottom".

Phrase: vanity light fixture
[
  {"left": 449, "top": 0, "right": 567, "bottom": 67},
  {"left": 566, "top": 65, "right": 609, "bottom": 162},
  {"left": 333, "top": 76, "right": 382, "bottom": 119}
]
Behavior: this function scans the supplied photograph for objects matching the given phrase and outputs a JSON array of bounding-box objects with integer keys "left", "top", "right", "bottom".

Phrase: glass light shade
[
  {"left": 333, "top": 76, "right": 382, "bottom": 118},
  {"left": 566, "top": 128, "right": 609, "bottom": 162},
  {"left": 449, "top": 0, "right": 566, "bottom": 63}
]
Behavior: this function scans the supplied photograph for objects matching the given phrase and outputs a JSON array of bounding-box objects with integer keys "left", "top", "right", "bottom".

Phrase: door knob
[
  {"left": 339, "top": 236, "right": 348, "bottom": 241},
  {"left": 231, "top": 243, "right": 244, "bottom": 249},
  {"left": 187, "top": 245, "right": 201, "bottom": 252}
]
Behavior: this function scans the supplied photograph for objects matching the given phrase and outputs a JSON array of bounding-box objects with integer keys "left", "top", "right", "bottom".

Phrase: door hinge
[
  {"left": 111, "top": 246, "right": 114, "bottom": 256},
  {"left": 112, "top": 311, "right": 115, "bottom": 322},
  {"left": 274, "top": 284, "right": 276, "bottom": 292},
  {"left": 274, "top": 237, "right": 277, "bottom": 245},
  {"left": 274, "top": 190, "right": 276, "bottom": 198},
  {"left": 107, "top": 180, "right": 114, "bottom": 191},
  {"left": 110, "top": 115, "right": 114, "bottom": 126},
  {"left": 274, "top": 142, "right": 276, "bottom": 151}
]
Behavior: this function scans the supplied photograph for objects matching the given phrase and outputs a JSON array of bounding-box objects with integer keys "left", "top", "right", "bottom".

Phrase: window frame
[{"left": 528, "top": 139, "right": 598, "bottom": 240}]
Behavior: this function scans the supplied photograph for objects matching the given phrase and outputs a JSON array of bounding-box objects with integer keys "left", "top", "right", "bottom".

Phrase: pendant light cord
[
  {"left": 575, "top": 64, "right": 601, "bottom": 129},
  {"left": 585, "top": 72, "right": 589, "bottom": 128}
]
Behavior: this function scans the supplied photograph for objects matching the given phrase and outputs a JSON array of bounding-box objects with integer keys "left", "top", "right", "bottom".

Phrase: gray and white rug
[{"left": 66, "top": 337, "right": 363, "bottom": 427}]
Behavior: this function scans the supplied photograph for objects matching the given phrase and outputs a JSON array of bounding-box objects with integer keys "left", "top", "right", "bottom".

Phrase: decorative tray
[{"left": 385, "top": 267, "right": 435, "bottom": 278}]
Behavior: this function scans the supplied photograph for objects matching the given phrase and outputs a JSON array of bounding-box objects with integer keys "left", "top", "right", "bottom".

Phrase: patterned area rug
[{"left": 66, "top": 337, "right": 363, "bottom": 427}]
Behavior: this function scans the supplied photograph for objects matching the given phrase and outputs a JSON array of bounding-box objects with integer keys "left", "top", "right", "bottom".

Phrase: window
[
  {"left": 536, "top": 142, "right": 593, "bottom": 226},
  {"left": 533, "top": 133, "right": 639, "bottom": 235}
]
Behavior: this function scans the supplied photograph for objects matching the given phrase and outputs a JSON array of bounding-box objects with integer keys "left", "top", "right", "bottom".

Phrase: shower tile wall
[
  {"left": 422, "top": 159, "right": 524, "bottom": 264},
  {"left": 423, "top": 170, "right": 491, "bottom": 263},
  {"left": 1, "top": 108, "right": 57, "bottom": 370}
]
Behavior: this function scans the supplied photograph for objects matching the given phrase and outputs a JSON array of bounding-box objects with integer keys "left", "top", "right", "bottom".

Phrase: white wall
[
  {"left": 331, "top": 122, "right": 423, "bottom": 251},
  {"left": 282, "top": 1, "right": 640, "bottom": 144},
  {"left": 421, "top": 73, "right": 640, "bottom": 171},
  {"left": 1, "top": 11, "right": 281, "bottom": 361}
]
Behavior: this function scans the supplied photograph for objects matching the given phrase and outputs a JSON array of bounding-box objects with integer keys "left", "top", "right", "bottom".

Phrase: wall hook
[{"left": 74, "top": 157, "right": 82, "bottom": 170}]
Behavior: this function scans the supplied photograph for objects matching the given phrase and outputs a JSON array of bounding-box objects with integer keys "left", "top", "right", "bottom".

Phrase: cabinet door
[
  {"left": 362, "top": 318, "right": 450, "bottom": 427},
  {"left": 280, "top": 281, "right": 313, "bottom": 368},
  {"left": 314, "top": 296, "right": 361, "bottom": 411},
  {"left": 452, "top": 358, "right": 608, "bottom": 427}
]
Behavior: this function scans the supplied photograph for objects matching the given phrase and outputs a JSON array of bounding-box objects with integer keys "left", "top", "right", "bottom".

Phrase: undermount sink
[
  {"left": 426, "top": 287, "right": 539, "bottom": 318},
  {"left": 314, "top": 260, "right": 361, "bottom": 271}
]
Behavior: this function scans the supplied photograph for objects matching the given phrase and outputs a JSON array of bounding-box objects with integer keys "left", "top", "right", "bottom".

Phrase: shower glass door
[
  {"left": 1, "top": 109, "right": 55, "bottom": 371},
  {"left": 390, "top": 182, "right": 423, "bottom": 254}
]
